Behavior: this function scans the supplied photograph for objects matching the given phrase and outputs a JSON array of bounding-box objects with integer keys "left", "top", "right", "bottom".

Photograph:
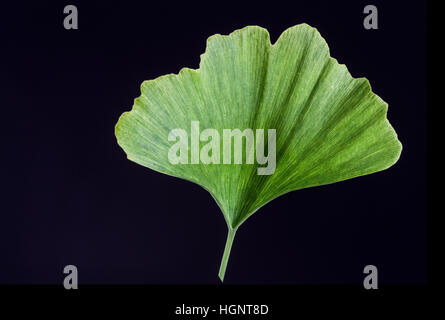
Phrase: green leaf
[{"left": 115, "top": 24, "right": 402, "bottom": 281}]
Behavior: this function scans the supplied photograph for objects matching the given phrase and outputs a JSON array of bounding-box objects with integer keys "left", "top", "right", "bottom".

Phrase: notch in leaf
[{"left": 115, "top": 24, "right": 402, "bottom": 282}]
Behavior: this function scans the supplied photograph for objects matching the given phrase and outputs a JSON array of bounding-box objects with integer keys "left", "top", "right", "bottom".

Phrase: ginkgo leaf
[{"left": 115, "top": 24, "right": 402, "bottom": 282}]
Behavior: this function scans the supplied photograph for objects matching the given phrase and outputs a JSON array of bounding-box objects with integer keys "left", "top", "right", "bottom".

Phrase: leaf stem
[{"left": 218, "top": 226, "right": 237, "bottom": 282}]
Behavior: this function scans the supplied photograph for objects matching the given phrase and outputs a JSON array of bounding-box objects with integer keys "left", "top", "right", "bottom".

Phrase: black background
[{"left": 1, "top": 0, "right": 426, "bottom": 287}]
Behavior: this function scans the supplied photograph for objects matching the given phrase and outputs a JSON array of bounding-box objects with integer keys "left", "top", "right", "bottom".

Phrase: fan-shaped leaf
[{"left": 115, "top": 24, "right": 402, "bottom": 281}]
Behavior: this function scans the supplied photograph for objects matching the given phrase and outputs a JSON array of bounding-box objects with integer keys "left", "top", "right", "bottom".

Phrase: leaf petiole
[{"left": 218, "top": 226, "right": 238, "bottom": 282}]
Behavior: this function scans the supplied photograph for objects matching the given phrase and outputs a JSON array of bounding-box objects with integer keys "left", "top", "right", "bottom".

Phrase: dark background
[{"left": 1, "top": 1, "right": 426, "bottom": 284}]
